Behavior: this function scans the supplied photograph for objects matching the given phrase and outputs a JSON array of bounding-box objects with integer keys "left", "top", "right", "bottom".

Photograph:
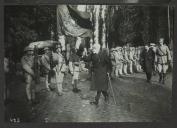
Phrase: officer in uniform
[
  {"left": 41, "top": 47, "right": 52, "bottom": 91},
  {"left": 155, "top": 38, "right": 172, "bottom": 84},
  {"left": 53, "top": 44, "right": 67, "bottom": 96},
  {"left": 21, "top": 47, "right": 37, "bottom": 105}
]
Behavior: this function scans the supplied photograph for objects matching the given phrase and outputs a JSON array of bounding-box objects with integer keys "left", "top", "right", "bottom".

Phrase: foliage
[
  {"left": 4, "top": 5, "right": 56, "bottom": 62},
  {"left": 4, "top": 5, "right": 172, "bottom": 62},
  {"left": 107, "top": 6, "right": 170, "bottom": 47}
]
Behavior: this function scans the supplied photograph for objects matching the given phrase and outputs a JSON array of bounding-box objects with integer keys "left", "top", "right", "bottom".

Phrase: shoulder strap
[
  {"left": 44, "top": 55, "right": 50, "bottom": 64},
  {"left": 158, "top": 46, "right": 166, "bottom": 56}
]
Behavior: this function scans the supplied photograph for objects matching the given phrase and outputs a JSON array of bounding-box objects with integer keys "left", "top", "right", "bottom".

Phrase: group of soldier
[
  {"left": 20, "top": 37, "right": 172, "bottom": 106},
  {"left": 21, "top": 43, "right": 88, "bottom": 105},
  {"left": 110, "top": 37, "right": 172, "bottom": 85},
  {"left": 110, "top": 45, "right": 143, "bottom": 78}
]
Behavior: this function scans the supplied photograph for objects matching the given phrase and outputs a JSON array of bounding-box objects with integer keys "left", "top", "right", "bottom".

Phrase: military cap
[
  {"left": 44, "top": 47, "right": 50, "bottom": 51},
  {"left": 150, "top": 43, "right": 155, "bottom": 46},
  {"left": 55, "top": 43, "right": 62, "bottom": 49},
  {"left": 24, "top": 46, "right": 33, "bottom": 52},
  {"left": 115, "top": 47, "right": 121, "bottom": 51},
  {"left": 110, "top": 48, "right": 115, "bottom": 52}
]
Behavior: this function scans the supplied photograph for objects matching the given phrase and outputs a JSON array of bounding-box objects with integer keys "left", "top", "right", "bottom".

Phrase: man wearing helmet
[
  {"left": 21, "top": 47, "right": 37, "bottom": 105},
  {"left": 53, "top": 44, "right": 67, "bottom": 96},
  {"left": 41, "top": 47, "right": 52, "bottom": 91}
]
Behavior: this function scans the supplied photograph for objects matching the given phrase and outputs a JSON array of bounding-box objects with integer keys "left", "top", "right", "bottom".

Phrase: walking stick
[{"left": 107, "top": 73, "right": 117, "bottom": 105}]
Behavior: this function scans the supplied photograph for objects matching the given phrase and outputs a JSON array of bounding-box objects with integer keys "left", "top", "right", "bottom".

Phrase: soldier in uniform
[
  {"left": 118, "top": 47, "right": 124, "bottom": 76},
  {"left": 41, "top": 47, "right": 52, "bottom": 91},
  {"left": 115, "top": 47, "right": 123, "bottom": 78},
  {"left": 21, "top": 47, "right": 38, "bottom": 105},
  {"left": 128, "top": 47, "right": 135, "bottom": 74},
  {"left": 69, "top": 48, "right": 81, "bottom": 93},
  {"left": 122, "top": 46, "right": 129, "bottom": 75},
  {"left": 53, "top": 44, "right": 67, "bottom": 96},
  {"left": 155, "top": 38, "right": 172, "bottom": 84},
  {"left": 134, "top": 47, "right": 141, "bottom": 72}
]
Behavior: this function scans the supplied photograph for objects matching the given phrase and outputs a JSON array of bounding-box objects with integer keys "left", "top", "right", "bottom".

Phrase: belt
[
  {"left": 157, "top": 54, "right": 167, "bottom": 56},
  {"left": 157, "top": 62, "right": 168, "bottom": 65}
]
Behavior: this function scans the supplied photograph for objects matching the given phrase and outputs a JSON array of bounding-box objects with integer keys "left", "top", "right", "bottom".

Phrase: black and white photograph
[{"left": 4, "top": 4, "right": 174, "bottom": 122}]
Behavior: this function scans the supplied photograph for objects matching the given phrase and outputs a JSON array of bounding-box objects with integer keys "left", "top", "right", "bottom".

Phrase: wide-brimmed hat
[
  {"left": 110, "top": 48, "right": 115, "bottom": 52},
  {"left": 24, "top": 46, "right": 33, "bottom": 52},
  {"left": 115, "top": 47, "right": 122, "bottom": 51},
  {"left": 44, "top": 47, "right": 50, "bottom": 51}
]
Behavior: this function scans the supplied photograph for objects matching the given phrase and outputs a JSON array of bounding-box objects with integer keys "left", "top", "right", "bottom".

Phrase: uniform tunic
[
  {"left": 41, "top": 54, "right": 50, "bottom": 74},
  {"left": 155, "top": 45, "right": 171, "bottom": 73},
  {"left": 53, "top": 52, "right": 67, "bottom": 84},
  {"left": 69, "top": 53, "right": 80, "bottom": 84}
]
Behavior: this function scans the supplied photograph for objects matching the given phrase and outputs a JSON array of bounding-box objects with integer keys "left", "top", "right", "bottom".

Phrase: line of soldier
[
  {"left": 110, "top": 45, "right": 143, "bottom": 78},
  {"left": 109, "top": 37, "right": 172, "bottom": 85},
  {"left": 21, "top": 43, "right": 87, "bottom": 105}
]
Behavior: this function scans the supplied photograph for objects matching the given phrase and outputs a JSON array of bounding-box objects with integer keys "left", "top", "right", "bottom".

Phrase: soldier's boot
[
  {"left": 162, "top": 73, "right": 166, "bottom": 84},
  {"left": 103, "top": 91, "right": 109, "bottom": 102},
  {"left": 90, "top": 97, "right": 99, "bottom": 105},
  {"left": 124, "top": 65, "right": 128, "bottom": 75},
  {"left": 129, "top": 62, "right": 133, "bottom": 74},
  {"left": 72, "top": 82, "right": 76, "bottom": 92},
  {"left": 159, "top": 73, "right": 162, "bottom": 83},
  {"left": 26, "top": 84, "right": 32, "bottom": 105},
  {"left": 45, "top": 76, "right": 50, "bottom": 91},
  {"left": 114, "top": 69, "right": 118, "bottom": 78},
  {"left": 119, "top": 67, "right": 123, "bottom": 77},
  {"left": 57, "top": 83, "right": 63, "bottom": 96},
  {"left": 31, "top": 89, "right": 39, "bottom": 105},
  {"left": 90, "top": 99, "right": 99, "bottom": 105},
  {"left": 73, "top": 80, "right": 81, "bottom": 93}
]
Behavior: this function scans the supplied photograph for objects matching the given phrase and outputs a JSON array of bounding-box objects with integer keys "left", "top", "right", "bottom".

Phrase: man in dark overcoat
[
  {"left": 140, "top": 44, "right": 155, "bottom": 83},
  {"left": 85, "top": 43, "right": 111, "bottom": 105}
]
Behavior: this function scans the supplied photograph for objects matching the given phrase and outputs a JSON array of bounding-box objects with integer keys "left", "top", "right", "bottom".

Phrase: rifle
[{"left": 34, "top": 45, "right": 40, "bottom": 84}]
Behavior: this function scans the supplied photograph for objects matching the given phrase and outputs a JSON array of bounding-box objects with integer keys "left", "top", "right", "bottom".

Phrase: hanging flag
[
  {"left": 68, "top": 5, "right": 90, "bottom": 19},
  {"left": 67, "top": 5, "right": 93, "bottom": 29},
  {"left": 57, "top": 5, "right": 93, "bottom": 38}
]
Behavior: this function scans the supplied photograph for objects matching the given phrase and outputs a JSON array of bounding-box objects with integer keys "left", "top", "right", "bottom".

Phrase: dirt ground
[{"left": 5, "top": 71, "right": 172, "bottom": 122}]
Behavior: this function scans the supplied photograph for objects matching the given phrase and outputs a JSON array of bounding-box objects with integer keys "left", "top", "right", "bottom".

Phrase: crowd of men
[
  {"left": 20, "top": 43, "right": 89, "bottom": 105},
  {"left": 4, "top": 37, "right": 172, "bottom": 106}
]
